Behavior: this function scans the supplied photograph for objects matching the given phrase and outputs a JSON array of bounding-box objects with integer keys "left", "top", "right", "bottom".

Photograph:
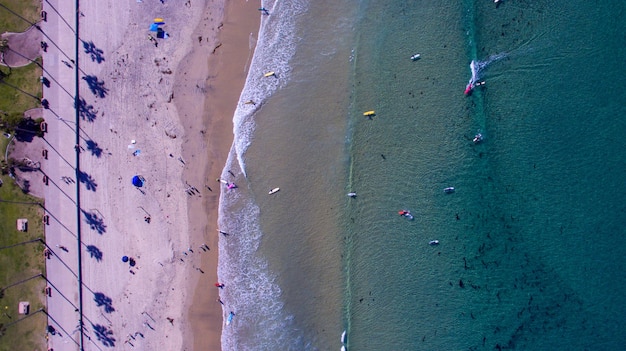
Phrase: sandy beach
[
  {"left": 30, "top": 0, "right": 260, "bottom": 350},
  {"left": 175, "top": 0, "right": 260, "bottom": 350}
]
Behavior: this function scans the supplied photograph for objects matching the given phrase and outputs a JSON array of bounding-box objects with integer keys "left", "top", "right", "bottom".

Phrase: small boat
[
  {"left": 341, "top": 330, "right": 346, "bottom": 343},
  {"left": 347, "top": 192, "right": 357, "bottom": 198},
  {"left": 398, "top": 210, "right": 414, "bottom": 220},
  {"left": 226, "top": 311, "right": 235, "bottom": 325},
  {"left": 473, "top": 133, "right": 484, "bottom": 144},
  {"left": 410, "top": 53, "right": 421, "bottom": 61},
  {"left": 443, "top": 187, "right": 455, "bottom": 194},
  {"left": 268, "top": 187, "right": 280, "bottom": 195},
  {"left": 363, "top": 110, "right": 376, "bottom": 117},
  {"left": 429, "top": 240, "right": 440, "bottom": 246},
  {"left": 263, "top": 71, "right": 276, "bottom": 77}
]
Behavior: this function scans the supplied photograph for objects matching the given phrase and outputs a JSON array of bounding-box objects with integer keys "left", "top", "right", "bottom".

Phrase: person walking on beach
[{"left": 215, "top": 282, "right": 225, "bottom": 289}]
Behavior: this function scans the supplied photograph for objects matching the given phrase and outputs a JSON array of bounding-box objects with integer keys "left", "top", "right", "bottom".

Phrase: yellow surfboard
[{"left": 363, "top": 110, "right": 376, "bottom": 116}]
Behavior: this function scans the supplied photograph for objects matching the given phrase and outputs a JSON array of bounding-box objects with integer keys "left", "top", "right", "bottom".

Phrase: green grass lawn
[
  {"left": 0, "top": 60, "right": 42, "bottom": 116},
  {"left": 0, "top": 174, "right": 46, "bottom": 351},
  {"left": 0, "top": 1, "right": 41, "bottom": 33},
  {"left": 0, "top": 135, "right": 9, "bottom": 163},
  {"left": 0, "top": 1, "right": 52, "bottom": 349}
]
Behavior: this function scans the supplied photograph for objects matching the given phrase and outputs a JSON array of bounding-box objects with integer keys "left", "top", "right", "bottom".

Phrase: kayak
[
  {"left": 269, "top": 188, "right": 280, "bottom": 195},
  {"left": 363, "top": 110, "right": 376, "bottom": 116},
  {"left": 264, "top": 71, "right": 276, "bottom": 77}
]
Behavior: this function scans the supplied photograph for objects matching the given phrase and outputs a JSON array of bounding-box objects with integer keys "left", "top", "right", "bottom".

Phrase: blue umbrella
[
  {"left": 149, "top": 23, "right": 160, "bottom": 32},
  {"left": 132, "top": 175, "right": 145, "bottom": 187}
]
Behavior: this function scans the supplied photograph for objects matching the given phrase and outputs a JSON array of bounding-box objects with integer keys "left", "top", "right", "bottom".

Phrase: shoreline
[{"left": 175, "top": 0, "right": 261, "bottom": 349}]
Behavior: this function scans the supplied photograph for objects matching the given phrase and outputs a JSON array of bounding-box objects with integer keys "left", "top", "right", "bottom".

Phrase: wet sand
[{"left": 175, "top": 0, "right": 260, "bottom": 349}]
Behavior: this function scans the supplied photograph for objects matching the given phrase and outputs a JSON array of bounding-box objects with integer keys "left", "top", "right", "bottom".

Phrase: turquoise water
[{"left": 218, "top": 0, "right": 626, "bottom": 349}]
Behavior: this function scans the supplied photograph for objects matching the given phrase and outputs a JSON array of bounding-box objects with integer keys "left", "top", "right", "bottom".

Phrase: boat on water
[
  {"left": 429, "top": 240, "right": 440, "bottom": 246},
  {"left": 263, "top": 71, "right": 276, "bottom": 77},
  {"left": 443, "top": 187, "right": 455, "bottom": 194},
  {"left": 398, "top": 210, "right": 414, "bottom": 220},
  {"left": 411, "top": 53, "right": 421, "bottom": 61},
  {"left": 347, "top": 192, "right": 357, "bottom": 198},
  {"left": 268, "top": 187, "right": 280, "bottom": 195},
  {"left": 473, "top": 133, "right": 484, "bottom": 144}
]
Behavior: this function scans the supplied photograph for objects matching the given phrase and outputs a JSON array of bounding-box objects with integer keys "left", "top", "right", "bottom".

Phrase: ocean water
[{"left": 217, "top": 0, "right": 626, "bottom": 350}]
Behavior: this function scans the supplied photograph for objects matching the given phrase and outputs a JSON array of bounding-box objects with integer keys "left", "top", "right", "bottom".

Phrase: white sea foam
[
  {"left": 232, "top": 0, "right": 309, "bottom": 176},
  {"left": 468, "top": 52, "right": 508, "bottom": 87},
  {"left": 218, "top": 0, "right": 311, "bottom": 349}
]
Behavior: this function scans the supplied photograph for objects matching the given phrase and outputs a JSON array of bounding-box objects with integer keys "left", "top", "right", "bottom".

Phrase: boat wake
[{"left": 465, "top": 53, "right": 507, "bottom": 95}]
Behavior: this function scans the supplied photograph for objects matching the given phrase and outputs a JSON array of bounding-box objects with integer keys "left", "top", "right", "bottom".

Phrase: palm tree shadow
[
  {"left": 86, "top": 140, "right": 103, "bottom": 158},
  {"left": 82, "top": 209, "right": 106, "bottom": 234},
  {"left": 75, "top": 97, "right": 98, "bottom": 122},
  {"left": 82, "top": 40, "right": 105, "bottom": 64},
  {"left": 81, "top": 75, "right": 108, "bottom": 98},
  {"left": 86, "top": 245, "right": 103, "bottom": 261},
  {"left": 92, "top": 323, "right": 116, "bottom": 347},
  {"left": 93, "top": 292, "right": 115, "bottom": 313},
  {"left": 78, "top": 170, "right": 97, "bottom": 191}
]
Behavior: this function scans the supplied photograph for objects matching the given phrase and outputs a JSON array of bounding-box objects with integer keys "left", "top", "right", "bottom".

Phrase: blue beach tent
[{"left": 132, "top": 175, "right": 145, "bottom": 187}]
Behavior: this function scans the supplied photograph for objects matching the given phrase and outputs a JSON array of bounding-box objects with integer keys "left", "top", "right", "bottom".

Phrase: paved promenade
[{"left": 40, "top": 0, "right": 88, "bottom": 349}]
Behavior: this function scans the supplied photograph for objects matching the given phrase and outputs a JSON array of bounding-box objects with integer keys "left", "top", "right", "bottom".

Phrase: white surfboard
[{"left": 269, "top": 188, "right": 280, "bottom": 195}]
